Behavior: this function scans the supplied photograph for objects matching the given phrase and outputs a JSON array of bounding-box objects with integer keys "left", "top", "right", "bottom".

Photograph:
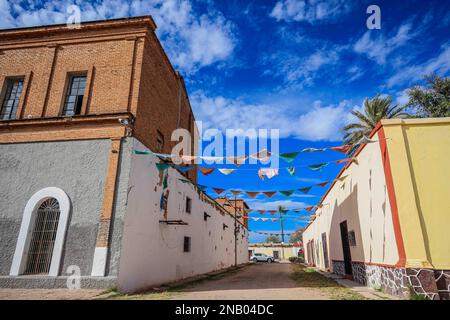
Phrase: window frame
[
  {"left": 10, "top": 187, "right": 71, "bottom": 276},
  {"left": 61, "top": 72, "right": 88, "bottom": 116},
  {"left": 0, "top": 77, "right": 25, "bottom": 120}
]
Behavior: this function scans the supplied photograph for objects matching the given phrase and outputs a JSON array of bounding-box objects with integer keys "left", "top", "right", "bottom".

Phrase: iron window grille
[
  {"left": 0, "top": 78, "right": 24, "bottom": 120},
  {"left": 62, "top": 74, "right": 86, "bottom": 116},
  {"left": 24, "top": 198, "right": 61, "bottom": 275}
]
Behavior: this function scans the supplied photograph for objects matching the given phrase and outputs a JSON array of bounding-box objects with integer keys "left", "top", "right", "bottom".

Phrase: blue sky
[{"left": 2, "top": 0, "right": 449, "bottom": 242}]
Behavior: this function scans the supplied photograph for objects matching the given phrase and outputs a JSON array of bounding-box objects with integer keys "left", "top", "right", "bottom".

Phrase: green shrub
[{"left": 288, "top": 256, "right": 305, "bottom": 264}]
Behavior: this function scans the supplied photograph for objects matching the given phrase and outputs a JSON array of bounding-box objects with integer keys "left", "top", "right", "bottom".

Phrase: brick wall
[{"left": 0, "top": 16, "right": 197, "bottom": 182}]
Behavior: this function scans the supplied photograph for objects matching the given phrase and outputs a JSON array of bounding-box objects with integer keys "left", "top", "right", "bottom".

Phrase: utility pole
[
  {"left": 234, "top": 194, "right": 238, "bottom": 267},
  {"left": 279, "top": 207, "right": 285, "bottom": 260}
]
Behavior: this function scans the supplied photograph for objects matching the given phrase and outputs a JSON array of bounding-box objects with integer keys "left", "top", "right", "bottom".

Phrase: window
[
  {"left": 183, "top": 236, "right": 191, "bottom": 252},
  {"left": 348, "top": 230, "right": 357, "bottom": 246},
  {"left": 156, "top": 130, "right": 164, "bottom": 153},
  {"left": 24, "top": 198, "right": 61, "bottom": 275},
  {"left": 62, "top": 74, "right": 87, "bottom": 116},
  {"left": 1, "top": 78, "right": 24, "bottom": 120},
  {"left": 185, "top": 197, "right": 192, "bottom": 214}
]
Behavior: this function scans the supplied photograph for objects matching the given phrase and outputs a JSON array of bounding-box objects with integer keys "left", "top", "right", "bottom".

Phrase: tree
[
  {"left": 406, "top": 74, "right": 450, "bottom": 118},
  {"left": 341, "top": 95, "right": 408, "bottom": 146},
  {"left": 289, "top": 228, "right": 304, "bottom": 243},
  {"left": 265, "top": 235, "right": 281, "bottom": 243}
]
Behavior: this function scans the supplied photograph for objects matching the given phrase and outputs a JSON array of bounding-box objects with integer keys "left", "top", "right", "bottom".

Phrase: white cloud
[
  {"left": 191, "top": 92, "right": 356, "bottom": 141},
  {"left": 270, "top": 0, "right": 351, "bottom": 24},
  {"left": 395, "top": 89, "right": 410, "bottom": 106},
  {"left": 354, "top": 22, "right": 415, "bottom": 64},
  {"left": 262, "top": 46, "right": 342, "bottom": 88},
  {"left": 386, "top": 43, "right": 450, "bottom": 88},
  {"left": 0, "top": 0, "right": 236, "bottom": 74}
]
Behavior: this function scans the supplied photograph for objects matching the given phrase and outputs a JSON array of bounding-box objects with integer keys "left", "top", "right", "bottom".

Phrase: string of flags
[
  {"left": 133, "top": 140, "right": 378, "bottom": 165},
  {"left": 178, "top": 178, "right": 329, "bottom": 198},
  {"left": 177, "top": 171, "right": 350, "bottom": 199},
  {"left": 249, "top": 230, "right": 295, "bottom": 236},
  {"left": 243, "top": 215, "right": 313, "bottom": 222},
  {"left": 144, "top": 150, "right": 358, "bottom": 179}
]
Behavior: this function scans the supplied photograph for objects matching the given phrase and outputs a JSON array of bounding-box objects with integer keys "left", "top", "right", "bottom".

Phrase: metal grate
[{"left": 24, "top": 198, "right": 61, "bottom": 275}]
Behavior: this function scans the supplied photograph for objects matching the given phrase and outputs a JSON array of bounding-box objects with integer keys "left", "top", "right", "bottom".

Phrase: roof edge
[{"left": 0, "top": 15, "right": 156, "bottom": 36}]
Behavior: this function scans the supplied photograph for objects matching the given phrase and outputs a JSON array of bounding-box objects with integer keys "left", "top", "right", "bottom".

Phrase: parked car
[{"left": 250, "top": 253, "right": 274, "bottom": 263}]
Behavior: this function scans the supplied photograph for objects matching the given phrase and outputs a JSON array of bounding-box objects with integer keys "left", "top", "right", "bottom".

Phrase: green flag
[
  {"left": 299, "top": 186, "right": 312, "bottom": 194},
  {"left": 134, "top": 149, "right": 151, "bottom": 155},
  {"left": 307, "top": 163, "right": 328, "bottom": 171},
  {"left": 279, "top": 152, "right": 300, "bottom": 163},
  {"left": 279, "top": 190, "right": 295, "bottom": 196},
  {"left": 162, "top": 173, "right": 168, "bottom": 190},
  {"left": 286, "top": 167, "right": 296, "bottom": 176},
  {"left": 156, "top": 163, "right": 171, "bottom": 172}
]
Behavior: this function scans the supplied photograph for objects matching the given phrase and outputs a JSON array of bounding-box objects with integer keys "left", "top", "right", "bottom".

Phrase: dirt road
[{"left": 0, "top": 263, "right": 378, "bottom": 300}]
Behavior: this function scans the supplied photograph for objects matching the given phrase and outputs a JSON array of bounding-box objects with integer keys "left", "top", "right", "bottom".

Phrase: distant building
[
  {"left": 0, "top": 16, "right": 248, "bottom": 293},
  {"left": 249, "top": 243, "right": 301, "bottom": 261},
  {"left": 303, "top": 118, "right": 450, "bottom": 300}
]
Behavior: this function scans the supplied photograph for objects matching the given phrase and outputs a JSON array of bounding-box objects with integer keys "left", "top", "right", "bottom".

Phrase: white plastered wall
[
  {"left": 303, "top": 132, "right": 399, "bottom": 270},
  {"left": 117, "top": 139, "right": 248, "bottom": 293}
]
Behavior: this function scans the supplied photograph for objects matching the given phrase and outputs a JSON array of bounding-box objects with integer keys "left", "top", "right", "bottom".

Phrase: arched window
[
  {"left": 24, "top": 198, "right": 61, "bottom": 275},
  {"left": 10, "top": 187, "right": 71, "bottom": 276}
]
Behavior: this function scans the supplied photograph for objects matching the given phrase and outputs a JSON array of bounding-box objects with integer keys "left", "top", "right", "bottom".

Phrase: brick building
[{"left": 0, "top": 16, "right": 248, "bottom": 292}]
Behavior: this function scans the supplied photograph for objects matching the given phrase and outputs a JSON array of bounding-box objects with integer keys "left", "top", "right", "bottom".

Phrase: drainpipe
[{"left": 234, "top": 196, "right": 238, "bottom": 267}]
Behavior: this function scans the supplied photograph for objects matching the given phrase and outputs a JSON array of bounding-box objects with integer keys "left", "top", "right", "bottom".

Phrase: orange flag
[
  {"left": 198, "top": 167, "right": 215, "bottom": 176},
  {"left": 212, "top": 187, "right": 225, "bottom": 195},
  {"left": 316, "top": 181, "right": 329, "bottom": 187},
  {"left": 335, "top": 158, "right": 351, "bottom": 164},
  {"left": 272, "top": 218, "right": 278, "bottom": 222},
  {"left": 330, "top": 145, "right": 351, "bottom": 153},
  {"left": 304, "top": 206, "right": 315, "bottom": 211},
  {"left": 258, "top": 210, "right": 266, "bottom": 215},
  {"left": 262, "top": 191, "right": 277, "bottom": 198},
  {"left": 246, "top": 191, "right": 260, "bottom": 198},
  {"left": 268, "top": 210, "right": 278, "bottom": 215}
]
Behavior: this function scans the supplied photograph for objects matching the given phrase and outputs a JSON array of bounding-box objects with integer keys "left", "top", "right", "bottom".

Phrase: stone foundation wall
[
  {"left": 330, "top": 260, "right": 449, "bottom": 300},
  {"left": 331, "top": 260, "right": 345, "bottom": 276},
  {"left": 353, "top": 262, "right": 449, "bottom": 300},
  {"left": 365, "top": 264, "right": 408, "bottom": 297}
]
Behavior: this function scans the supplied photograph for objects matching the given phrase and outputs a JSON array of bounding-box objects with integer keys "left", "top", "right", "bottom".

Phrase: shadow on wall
[{"left": 328, "top": 184, "right": 366, "bottom": 281}]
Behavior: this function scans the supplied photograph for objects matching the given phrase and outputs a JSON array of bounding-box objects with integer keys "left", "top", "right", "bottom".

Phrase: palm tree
[
  {"left": 341, "top": 95, "right": 408, "bottom": 146},
  {"left": 278, "top": 205, "right": 286, "bottom": 243}
]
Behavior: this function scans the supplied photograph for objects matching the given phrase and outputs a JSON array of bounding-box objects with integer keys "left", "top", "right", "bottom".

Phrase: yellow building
[
  {"left": 302, "top": 118, "right": 450, "bottom": 300},
  {"left": 249, "top": 243, "right": 302, "bottom": 261}
]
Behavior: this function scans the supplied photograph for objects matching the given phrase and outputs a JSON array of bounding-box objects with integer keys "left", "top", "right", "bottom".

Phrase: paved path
[
  {"left": 0, "top": 263, "right": 390, "bottom": 300},
  {"left": 169, "top": 263, "right": 331, "bottom": 300},
  {"left": 0, "top": 288, "right": 104, "bottom": 300}
]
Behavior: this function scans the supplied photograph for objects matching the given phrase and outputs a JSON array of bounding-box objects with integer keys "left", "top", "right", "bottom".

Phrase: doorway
[
  {"left": 273, "top": 250, "right": 280, "bottom": 260},
  {"left": 339, "top": 221, "right": 353, "bottom": 276},
  {"left": 321, "top": 233, "right": 329, "bottom": 270}
]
